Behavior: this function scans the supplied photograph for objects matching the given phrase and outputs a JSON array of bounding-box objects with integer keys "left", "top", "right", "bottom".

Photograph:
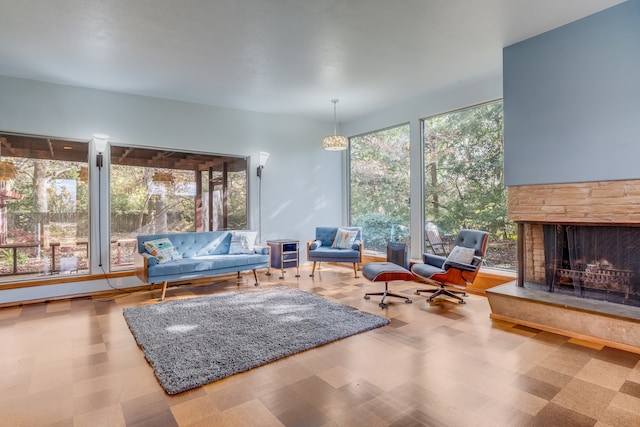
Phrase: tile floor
[{"left": 1, "top": 264, "right": 639, "bottom": 426}]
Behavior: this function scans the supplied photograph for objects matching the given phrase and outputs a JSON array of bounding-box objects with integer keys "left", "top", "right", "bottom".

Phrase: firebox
[{"left": 521, "top": 223, "right": 640, "bottom": 307}]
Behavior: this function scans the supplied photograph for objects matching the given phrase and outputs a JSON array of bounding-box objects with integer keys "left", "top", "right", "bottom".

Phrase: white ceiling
[{"left": 0, "top": 0, "right": 625, "bottom": 122}]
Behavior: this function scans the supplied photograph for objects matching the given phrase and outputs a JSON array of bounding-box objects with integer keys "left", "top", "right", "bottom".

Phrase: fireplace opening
[{"left": 523, "top": 224, "right": 640, "bottom": 308}]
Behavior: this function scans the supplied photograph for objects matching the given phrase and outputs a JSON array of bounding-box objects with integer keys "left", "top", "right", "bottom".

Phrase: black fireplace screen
[{"left": 543, "top": 224, "right": 640, "bottom": 306}]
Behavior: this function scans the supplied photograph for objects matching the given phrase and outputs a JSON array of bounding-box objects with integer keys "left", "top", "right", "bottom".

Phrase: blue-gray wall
[{"left": 504, "top": 0, "right": 640, "bottom": 186}]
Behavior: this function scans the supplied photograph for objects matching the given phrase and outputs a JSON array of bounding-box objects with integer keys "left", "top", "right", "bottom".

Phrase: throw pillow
[
  {"left": 229, "top": 230, "right": 258, "bottom": 254},
  {"left": 332, "top": 228, "right": 358, "bottom": 249},
  {"left": 143, "top": 238, "right": 182, "bottom": 264},
  {"left": 309, "top": 240, "right": 322, "bottom": 250},
  {"left": 445, "top": 246, "right": 475, "bottom": 265}
]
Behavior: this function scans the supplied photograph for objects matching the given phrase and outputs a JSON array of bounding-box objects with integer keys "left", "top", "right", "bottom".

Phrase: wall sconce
[
  {"left": 256, "top": 151, "right": 270, "bottom": 178},
  {"left": 93, "top": 133, "right": 109, "bottom": 168},
  {"left": 257, "top": 151, "right": 269, "bottom": 243},
  {"left": 93, "top": 133, "right": 109, "bottom": 267}
]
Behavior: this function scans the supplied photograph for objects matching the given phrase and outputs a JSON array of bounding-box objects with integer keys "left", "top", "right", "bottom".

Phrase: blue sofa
[
  {"left": 135, "top": 231, "right": 269, "bottom": 301},
  {"left": 307, "top": 226, "right": 363, "bottom": 278}
]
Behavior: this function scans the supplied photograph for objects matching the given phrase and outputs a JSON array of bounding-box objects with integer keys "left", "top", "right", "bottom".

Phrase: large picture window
[
  {"left": 350, "top": 124, "right": 410, "bottom": 254},
  {"left": 109, "top": 145, "right": 247, "bottom": 270},
  {"left": 422, "top": 100, "right": 516, "bottom": 269},
  {"left": 0, "top": 132, "right": 89, "bottom": 281}
]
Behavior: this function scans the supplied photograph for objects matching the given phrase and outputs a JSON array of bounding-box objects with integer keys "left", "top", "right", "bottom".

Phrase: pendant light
[
  {"left": 0, "top": 137, "right": 16, "bottom": 181},
  {"left": 151, "top": 171, "right": 175, "bottom": 185},
  {"left": 322, "top": 99, "right": 348, "bottom": 151}
]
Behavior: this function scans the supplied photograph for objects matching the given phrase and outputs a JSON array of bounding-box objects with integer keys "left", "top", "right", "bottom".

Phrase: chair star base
[
  {"left": 415, "top": 284, "right": 468, "bottom": 304},
  {"left": 365, "top": 281, "right": 413, "bottom": 308}
]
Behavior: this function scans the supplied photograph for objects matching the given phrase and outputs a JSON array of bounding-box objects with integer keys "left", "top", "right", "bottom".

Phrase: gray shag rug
[{"left": 123, "top": 286, "right": 389, "bottom": 394}]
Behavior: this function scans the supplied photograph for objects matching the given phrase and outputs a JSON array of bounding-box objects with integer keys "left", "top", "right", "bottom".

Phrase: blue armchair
[{"left": 307, "top": 226, "right": 363, "bottom": 278}]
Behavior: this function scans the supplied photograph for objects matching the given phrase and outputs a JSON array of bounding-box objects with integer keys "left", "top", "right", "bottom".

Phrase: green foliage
[
  {"left": 109, "top": 162, "right": 248, "bottom": 238},
  {"left": 423, "top": 100, "right": 516, "bottom": 268},
  {"left": 227, "top": 170, "right": 248, "bottom": 229},
  {"left": 110, "top": 166, "right": 149, "bottom": 213},
  {"left": 0, "top": 248, "right": 28, "bottom": 267},
  {"left": 352, "top": 212, "right": 409, "bottom": 253},
  {"left": 424, "top": 101, "right": 513, "bottom": 238},
  {"left": 350, "top": 124, "right": 411, "bottom": 253}
]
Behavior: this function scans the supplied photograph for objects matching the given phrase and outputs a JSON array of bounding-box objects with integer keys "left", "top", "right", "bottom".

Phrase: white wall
[
  {"left": 0, "top": 75, "right": 344, "bottom": 303},
  {"left": 0, "top": 70, "right": 504, "bottom": 303}
]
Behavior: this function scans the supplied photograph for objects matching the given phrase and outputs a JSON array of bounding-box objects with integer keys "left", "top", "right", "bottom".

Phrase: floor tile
[{"left": 1, "top": 264, "right": 639, "bottom": 426}]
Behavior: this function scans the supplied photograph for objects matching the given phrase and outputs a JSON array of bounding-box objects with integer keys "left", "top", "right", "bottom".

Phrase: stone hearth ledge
[{"left": 486, "top": 281, "right": 640, "bottom": 354}]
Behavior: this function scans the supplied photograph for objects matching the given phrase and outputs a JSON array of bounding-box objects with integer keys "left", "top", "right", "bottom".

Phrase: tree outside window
[
  {"left": 350, "top": 124, "right": 411, "bottom": 254},
  {"left": 0, "top": 132, "right": 89, "bottom": 280},
  {"left": 423, "top": 100, "right": 516, "bottom": 269}
]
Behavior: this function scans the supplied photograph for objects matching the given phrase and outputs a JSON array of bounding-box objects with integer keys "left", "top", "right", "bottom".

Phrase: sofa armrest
[
  {"left": 254, "top": 244, "right": 270, "bottom": 255},
  {"left": 354, "top": 240, "right": 363, "bottom": 262},
  {"left": 307, "top": 240, "right": 318, "bottom": 260},
  {"left": 134, "top": 252, "right": 150, "bottom": 283},
  {"left": 140, "top": 251, "right": 159, "bottom": 266}
]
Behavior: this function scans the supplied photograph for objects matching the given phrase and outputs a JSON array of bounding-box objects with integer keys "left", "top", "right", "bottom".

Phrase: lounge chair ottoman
[{"left": 363, "top": 262, "right": 415, "bottom": 308}]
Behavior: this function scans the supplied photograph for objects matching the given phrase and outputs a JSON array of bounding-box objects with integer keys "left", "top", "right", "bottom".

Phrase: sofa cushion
[
  {"left": 137, "top": 231, "right": 232, "bottom": 258},
  {"left": 179, "top": 232, "right": 231, "bottom": 257},
  {"left": 315, "top": 227, "right": 340, "bottom": 247},
  {"left": 147, "top": 253, "right": 268, "bottom": 278},
  {"left": 411, "top": 262, "right": 446, "bottom": 278},
  {"left": 307, "top": 246, "right": 360, "bottom": 262},
  {"left": 229, "top": 230, "right": 257, "bottom": 254},
  {"left": 143, "top": 238, "right": 182, "bottom": 264},
  {"left": 314, "top": 226, "right": 362, "bottom": 247},
  {"left": 332, "top": 228, "right": 358, "bottom": 249},
  {"left": 309, "top": 240, "right": 322, "bottom": 250}
]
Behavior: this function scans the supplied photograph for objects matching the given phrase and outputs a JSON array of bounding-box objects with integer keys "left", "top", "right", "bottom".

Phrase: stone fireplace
[{"left": 486, "top": 179, "right": 640, "bottom": 353}]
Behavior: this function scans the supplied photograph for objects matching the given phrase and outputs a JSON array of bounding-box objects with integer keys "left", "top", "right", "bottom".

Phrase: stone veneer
[{"left": 508, "top": 179, "right": 640, "bottom": 224}]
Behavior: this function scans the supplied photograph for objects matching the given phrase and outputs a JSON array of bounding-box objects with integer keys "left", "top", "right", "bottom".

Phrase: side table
[{"left": 267, "top": 239, "right": 300, "bottom": 279}]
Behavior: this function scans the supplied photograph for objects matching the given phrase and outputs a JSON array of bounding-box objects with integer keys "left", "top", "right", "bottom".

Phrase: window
[
  {"left": 422, "top": 100, "right": 516, "bottom": 269},
  {"left": 350, "top": 124, "right": 410, "bottom": 254},
  {"left": 0, "top": 132, "right": 89, "bottom": 281},
  {"left": 109, "top": 145, "right": 247, "bottom": 269}
]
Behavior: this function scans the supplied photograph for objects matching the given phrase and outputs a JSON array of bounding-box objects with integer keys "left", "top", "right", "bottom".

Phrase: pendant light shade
[
  {"left": 152, "top": 171, "right": 175, "bottom": 185},
  {"left": 322, "top": 99, "right": 348, "bottom": 151},
  {"left": 0, "top": 160, "right": 17, "bottom": 181},
  {"left": 0, "top": 136, "right": 16, "bottom": 181}
]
